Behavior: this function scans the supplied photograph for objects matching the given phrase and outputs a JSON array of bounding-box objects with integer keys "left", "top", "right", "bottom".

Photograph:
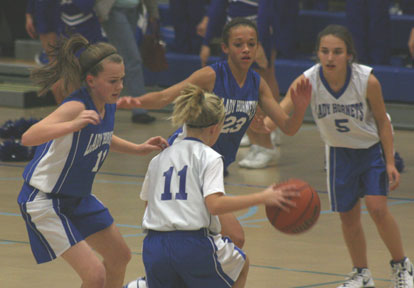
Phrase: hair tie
[
  {"left": 187, "top": 120, "right": 218, "bottom": 128},
  {"left": 83, "top": 51, "right": 116, "bottom": 75}
]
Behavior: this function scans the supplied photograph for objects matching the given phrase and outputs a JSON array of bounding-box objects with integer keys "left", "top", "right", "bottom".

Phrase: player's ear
[
  {"left": 221, "top": 42, "right": 229, "bottom": 54},
  {"left": 86, "top": 74, "right": 95, "bottom": 87}
]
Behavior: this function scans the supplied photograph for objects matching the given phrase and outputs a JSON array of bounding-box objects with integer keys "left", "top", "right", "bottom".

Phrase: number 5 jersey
[{"left": 305, "top": 63, "right": 380, "bottom": 148}]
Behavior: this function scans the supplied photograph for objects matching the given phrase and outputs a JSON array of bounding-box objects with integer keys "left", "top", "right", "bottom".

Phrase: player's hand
[
  {"left": 249, "top": 114, "right": 271, "bottom": 134},
  {"left": 249, "top": 108, "right": 272, "bottom": 134},
  {"left": 116, "top": 96, "right": 142, "bottom": 109},
  {"left": 200, "top": 45, "right": 211, "bottom": 67},
  {"left": 196, "top": 16, "right": 208, "bottom": 37},
  {"left": 387, "top": 164, "right": 400, "bottom": 190},
  {"left": 137, "top": 136, "right": 169, "bottom": 155},
  {"left": 264, "top": 183, "right": 300, "bottom": 212},
  {"left": 290, "top": 78, "right": 312, "bottom": 113},
  {"left": 25, "top": 13, "right": 37, "bottom": 39},
  {"left": 71, "top": 110, "right": 101, "bottom": 131}
]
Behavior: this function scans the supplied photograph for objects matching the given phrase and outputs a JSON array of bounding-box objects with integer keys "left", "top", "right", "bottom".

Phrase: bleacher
[
  {"left": 1, "top": 3, "right": 413, "bottom": 128},
  {"left": 153, "top": 4, "right": 414, "bottom": 104}
]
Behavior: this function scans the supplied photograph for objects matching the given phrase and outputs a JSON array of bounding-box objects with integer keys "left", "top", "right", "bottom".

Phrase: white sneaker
[
  {"left": 238, "top": 145, "right": 280, "bottom": 169},
  {"left": 271, "top": 130, "right": 282, "bottom": 146},
  {"left": 124, "top": 277, "right": 147, "bottom": 288},
  {"left": 239, "top": 144, "right": 260, "bottom": 164},
  {"left": 337, "top": 268, "right": 375, "bottom": 288},
  {"left": 240, "top": 134, "right": 251, "bottom": 147},
  {"left": 391, "top": 257, "right": 414, "bottom": 288}
]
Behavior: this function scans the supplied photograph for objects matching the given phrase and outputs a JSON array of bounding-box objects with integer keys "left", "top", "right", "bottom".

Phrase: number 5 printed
[
  {"left": 161, "top": 165, "right": 188, "bottom": 201},
  {"left": 335, "top": 119, "right": 350, "bottom": 133}
]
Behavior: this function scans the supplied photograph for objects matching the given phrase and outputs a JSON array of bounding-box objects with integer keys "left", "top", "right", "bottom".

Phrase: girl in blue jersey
[
  {"left": 118, "top": 17, "right": 311, "bottom": 249},
  {"left": 198, "top": 0, "right": 283, "bottom": 169},
  {"left": 18, "top": 34, "right": 168, "bottom": 288},
  {"left": 134, "top": 84, "right": 300, "bottom": 288},
  {"left": 118, "top": 17, "right": 310, "bottom": 172},
  {"left": 271, "top": 25, "right": 413, "bottom": 288}
]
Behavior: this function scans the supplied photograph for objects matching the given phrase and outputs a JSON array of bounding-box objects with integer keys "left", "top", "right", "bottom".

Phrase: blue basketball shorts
[
  {"left": 17, "top": 182, "right": 114, "bottom": 264},
  {"left": 326, "top": 142, "right": 389, "bottom": 212},
  {"left": 142, "top": 229, "right": 246, "bottom": 288}
]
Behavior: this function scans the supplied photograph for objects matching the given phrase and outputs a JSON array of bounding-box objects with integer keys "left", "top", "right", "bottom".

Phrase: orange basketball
[{"left": 266, "top": 178, "right": 321, "bottom": 234}]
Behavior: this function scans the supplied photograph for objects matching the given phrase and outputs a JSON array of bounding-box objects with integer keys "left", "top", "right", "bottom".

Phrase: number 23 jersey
[
  {"left": 169, "top": 61, "right": 260, "bottom": 169},
  {"left": 305, "top": 63, "right": 379, "bottom": 148}
]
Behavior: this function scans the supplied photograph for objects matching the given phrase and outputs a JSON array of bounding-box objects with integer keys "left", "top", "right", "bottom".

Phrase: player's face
[
  {"left": 88, "top": 61, "right": 125, "bottom": 106},
  {"left": 222, "top": 25, "right": 258, "bottom": 70},
  {"left": 317, "top": 35, "right": 352, "bottom": 75}
]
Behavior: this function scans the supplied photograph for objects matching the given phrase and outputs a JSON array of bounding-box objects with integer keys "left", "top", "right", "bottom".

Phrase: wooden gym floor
[{"left": 0, "top": 106, "right": 413, "bottom": 288}]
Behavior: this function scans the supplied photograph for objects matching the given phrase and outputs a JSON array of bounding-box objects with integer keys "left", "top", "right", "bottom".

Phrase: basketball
[{"left": 266, "top": 178, "right": 320, "bottom": 234}]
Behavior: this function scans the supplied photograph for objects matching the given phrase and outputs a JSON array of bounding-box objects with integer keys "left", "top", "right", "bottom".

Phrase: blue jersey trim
[
  {"left": 183, "top": 137, "right": 204, "bottom": 144},
  {"left": 320, "top": 64, "right": 352, "bottom": 99}
]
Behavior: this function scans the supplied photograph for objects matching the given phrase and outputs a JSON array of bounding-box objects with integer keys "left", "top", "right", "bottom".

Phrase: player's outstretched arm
[
  {"left": 116, "top": 66, "right": 216, "bottom": 110},
  {"left": 110, "top": 135, "right": 168, "bottom": 155},
  {"left": 260, "top": 75, "right": 310, "bottom": 133},
  {"left": 205, "top": 184, "right": 299, "bottom": 216}
]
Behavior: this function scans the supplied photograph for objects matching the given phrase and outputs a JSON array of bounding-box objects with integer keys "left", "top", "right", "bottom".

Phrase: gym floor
[{"left": 0, "top": 106, "right": 413, "bottom": 288}]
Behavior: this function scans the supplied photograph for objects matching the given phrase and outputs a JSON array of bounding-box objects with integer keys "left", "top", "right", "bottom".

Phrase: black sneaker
[{"left": 131, "top": 113, "right": 156, "bottom": 124}]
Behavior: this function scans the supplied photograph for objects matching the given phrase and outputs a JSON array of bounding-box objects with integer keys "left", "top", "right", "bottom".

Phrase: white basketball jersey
[
  {"left": 141, "top": 138, "right": 224, "bottom": 234},
  {"left": 305, "top": 63, "right": 380, "bottom": 148}
]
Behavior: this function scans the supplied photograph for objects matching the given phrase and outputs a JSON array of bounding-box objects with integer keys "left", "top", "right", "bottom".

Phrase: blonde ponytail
[{"left": 171, "top": 84, "right": 225, "bottom": 128}]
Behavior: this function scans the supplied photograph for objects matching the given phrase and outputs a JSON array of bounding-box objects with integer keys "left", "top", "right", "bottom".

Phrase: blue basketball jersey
[
  {"left": 32, "top": 0, "right": 105, "bottom": 43},
  {"left": 22, "top": 87, "right": 116, "bottom": 197},
  {"left": 59, "top": 0, "right": 105, "bottom": 43},
  {"left": 169, "top": 61, "right": 260, "bottom": 169},
  {"left": 227, "top": 0, "right": 259, "bottom": 20}
]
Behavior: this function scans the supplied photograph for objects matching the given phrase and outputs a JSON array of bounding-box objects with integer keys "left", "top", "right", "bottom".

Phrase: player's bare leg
[
  {"left": 86, "top": 223, "right": 131, "bottom": 288},
  {"left": 219, "top": 213, "right": 245, "bottom": 248},
  {"left": 365, "top": 195, "right": 405, "bottom": 261},
  {"left": 339, "top": 200, "right": 368, "bottom": 269},
  {"left": 61, "top": 241, "right": 106, "bottom": 288}
]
